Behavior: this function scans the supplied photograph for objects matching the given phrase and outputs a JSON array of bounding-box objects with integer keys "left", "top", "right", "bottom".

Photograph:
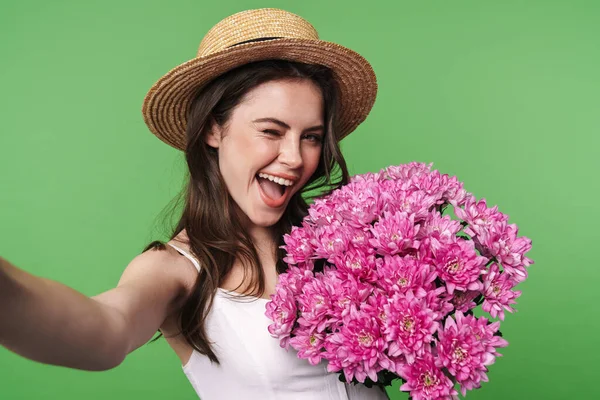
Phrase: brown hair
[{"left": 144, "top": 60, "right": 350, "bottom": 363}]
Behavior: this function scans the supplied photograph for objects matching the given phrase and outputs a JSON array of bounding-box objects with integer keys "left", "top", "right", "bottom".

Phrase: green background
[{"left": 1, "top": 0, "right": 598, "bottom": 398}]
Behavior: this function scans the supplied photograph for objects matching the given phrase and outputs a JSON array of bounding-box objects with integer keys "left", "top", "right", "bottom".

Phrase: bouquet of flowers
[{"left": 265, "top": 162, "right": 534, "bottom": 399}]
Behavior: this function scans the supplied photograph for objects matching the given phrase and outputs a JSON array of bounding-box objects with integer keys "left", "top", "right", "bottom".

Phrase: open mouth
[{"left": 256, "top": 173, "right": 294, "bottom": 208}]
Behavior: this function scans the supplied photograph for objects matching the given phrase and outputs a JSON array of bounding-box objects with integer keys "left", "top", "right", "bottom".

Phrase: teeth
[{"left": 258, "top": 173, "right": 294, "bottom": 187}]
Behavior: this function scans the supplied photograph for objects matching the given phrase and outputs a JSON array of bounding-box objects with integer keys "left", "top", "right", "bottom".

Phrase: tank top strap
[{"left": 167, "top": 242, "right": 201, "bottom": 272}]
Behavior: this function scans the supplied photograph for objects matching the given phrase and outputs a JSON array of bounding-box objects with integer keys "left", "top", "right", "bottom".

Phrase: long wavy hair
[{"left": 143, "top": 59, "right": 350, "bottom": 364}]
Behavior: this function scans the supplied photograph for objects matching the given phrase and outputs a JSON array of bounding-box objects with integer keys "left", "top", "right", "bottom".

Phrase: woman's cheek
[{"left": 305, "top": 147, "right": 322, "bottom": 172}]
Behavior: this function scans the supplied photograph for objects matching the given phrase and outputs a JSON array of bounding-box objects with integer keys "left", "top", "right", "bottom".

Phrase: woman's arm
[{"left": 0, "top": 249, "right": 192, "bottom": 371}]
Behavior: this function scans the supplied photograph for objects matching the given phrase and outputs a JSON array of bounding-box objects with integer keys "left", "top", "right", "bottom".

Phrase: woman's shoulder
[{"left": 134, "top": 236, "right": 199, "bottom": 297}]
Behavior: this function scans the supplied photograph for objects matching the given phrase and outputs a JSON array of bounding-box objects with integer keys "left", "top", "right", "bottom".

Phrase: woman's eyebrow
[{"left": 252, "top": 117, "right": 324, "bottom": 132}]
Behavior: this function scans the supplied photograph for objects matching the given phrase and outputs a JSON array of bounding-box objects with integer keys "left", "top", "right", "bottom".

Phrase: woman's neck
[{"left": 247, "top": 225, "right": 278, "bottom": 258}]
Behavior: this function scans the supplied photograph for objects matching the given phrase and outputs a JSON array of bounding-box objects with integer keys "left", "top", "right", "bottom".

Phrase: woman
[{"left": 0, "top": 8, "right": 387, "bottom": 399}]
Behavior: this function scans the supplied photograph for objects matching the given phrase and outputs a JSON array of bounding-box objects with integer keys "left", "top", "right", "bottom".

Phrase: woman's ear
[{"left": 205, "top": 119, "right": 222, "bottom": 149}]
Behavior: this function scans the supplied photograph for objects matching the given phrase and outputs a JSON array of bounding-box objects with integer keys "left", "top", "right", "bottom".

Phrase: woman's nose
[{"left": 278, "top": 137, "right": 303, "bottom": 169}]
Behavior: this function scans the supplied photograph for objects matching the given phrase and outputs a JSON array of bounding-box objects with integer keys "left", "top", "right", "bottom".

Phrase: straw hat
[{"left": 142, "top": 8, "right": 378, "bottom": 150}]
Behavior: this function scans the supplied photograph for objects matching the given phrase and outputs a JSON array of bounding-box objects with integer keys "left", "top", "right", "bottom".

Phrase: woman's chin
[
  {"left": 249, "top": 215, "right": 282, "bottom": 228},
  {"left": 245, "top": 207, "right": 287, "bottom": 228}
]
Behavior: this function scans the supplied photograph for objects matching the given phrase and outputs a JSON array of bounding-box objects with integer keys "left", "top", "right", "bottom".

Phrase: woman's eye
[
  {"left": 304, "top": 134, "right": 323, "bottom": 143},
  {"left": 263, "top": 129, "right": 281, "bottom": 136}
]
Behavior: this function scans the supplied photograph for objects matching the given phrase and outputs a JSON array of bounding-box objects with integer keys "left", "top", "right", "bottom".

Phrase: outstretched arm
[{"left": 0, "top": 249, "right": 192, "bottom": 371}]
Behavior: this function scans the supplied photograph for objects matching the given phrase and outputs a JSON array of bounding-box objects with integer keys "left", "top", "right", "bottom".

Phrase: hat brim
[{"left": 142, "top": 38, "right": 378, "bottom": 150}]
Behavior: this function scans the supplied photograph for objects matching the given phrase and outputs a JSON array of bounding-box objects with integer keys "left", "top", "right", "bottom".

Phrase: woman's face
[{"left": 206, "top": 78, "right": 324, "bottom": 229}]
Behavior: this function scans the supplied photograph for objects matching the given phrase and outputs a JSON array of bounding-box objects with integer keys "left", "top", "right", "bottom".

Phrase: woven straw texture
[{"left": 142, "top": 8, "right": 377, "bottom": 150}]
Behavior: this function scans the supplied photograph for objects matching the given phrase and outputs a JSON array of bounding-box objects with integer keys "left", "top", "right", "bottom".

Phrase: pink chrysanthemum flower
[
  {"left": 323, "top": 305, "right": 390, "bottom": 383},
  {"left": 297, "top": 275, "right": 334, "bottom": 333},
  {"left": 384, "top": 161, "right": 434, "bottom": 182},
  {"left": 467, "top": 315, "right": 509, "bottom": 361},
  {"left": 323, "top": 270, "right": 371, "bottom": 324},
  {"left": 360, "top": 289, "right": 390, "bottom": 326},
  {"left": 377, "top": 255, "right": 437, "bottom": 296},
  {"left": 408, "top": 190, "right": 440, "bottom": 222},
  {"left": 419, "top": 212, "right": 463, "bottom": 252},
  {"left": 480, "top": 221, "right": 533, "bottom": 283},
  {"left": 350, "top": 170, "right": 384, "bottom": 184},
  {"left": 369, "top": 211, "right": 421, "bottom": 256},
  {"left": 482, "top": 263, "right": 521, "bottom": 320},
  {"left": 436, "top": 312, "right": 508, "bottom": 396},
  {"left": 423, "top": 285, "right": 455, "bottom": 317},
  {"left": 336, "top": 180, "right": 383, "bottom": 228},
  {"left": 310, "top": 222, "right": 350, "bottom": 262},
  {"left": 265, "top": 286, "right": 297, "bottom": 349},
  {"left": 376, "top": 178, "right": 405, "bottom": 207},
  {"left": 333, "top": 247, "right": 379, "bottom": 283},
  {"left": 436, "top": 311, "right": 490, "bottom": 395},
  {"left": 432, "top": 239, "right": 488, "bottom": 295},
  {"left": 454, "top": 196, "right": 508, "bottom": 239},
  {"left": 289, "top": 328, "right": 326, "bottom": 366},
  {"left": 397, "top": 347, "right": 459, "bottom": 400},
  {"left": 276, "top": 265, "right": 314, "bottom": 295},
  {"left": 405, "top": 170, "right": 449, "bottom": 204},
  {"left": 307, "top": 197, "right": 339, "bottom": 226},
  {"left": 346, "top": 226, "right": 374, "bottom": 248},
  {"left": 282, "top": 225, "right": 315, "bottom": 264},
  {"left": 441, "top": 174, "right": 469, "bottom": 207},
  {"left": 383, "top": 290, "right": 440, "bottom": 364}
]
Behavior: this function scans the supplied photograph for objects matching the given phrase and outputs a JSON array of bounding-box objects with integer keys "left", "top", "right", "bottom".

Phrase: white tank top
[{"left": 166, "top": 242, "right": 390, "bottom": 400}]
